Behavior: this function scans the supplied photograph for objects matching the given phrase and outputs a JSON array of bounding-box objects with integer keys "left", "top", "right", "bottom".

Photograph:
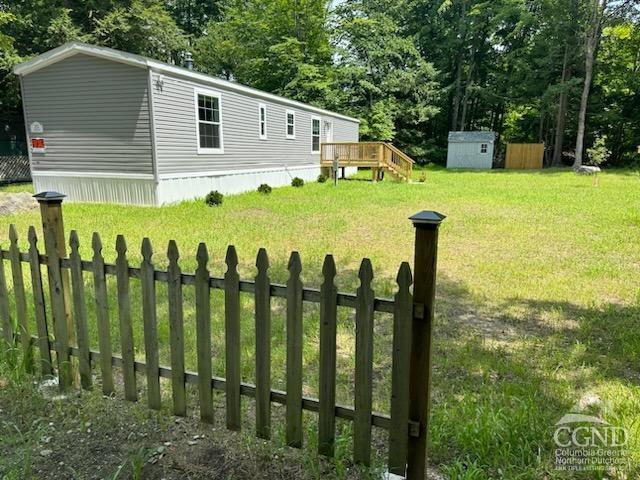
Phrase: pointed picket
[
  {"left": 140, "top": 238, "right": 161, "bottom": 410},
  {"left": 318, "top": 254, "right": 338, "bottom": 456},
  {"left": 9, "top": 225, "right": 31, "bottom": 371},
  {"left": 116, "top": 235, "right": 137, "bottom": 401},
  {"left": 224, "top": 245, "right": 241, "bottom": 430},
  {"left": 254, "top": 247, "right": 271, "bottom": 439},
  {"left": 92, "top": 232, "right": 114, "bottom": 395},
  {"left": 167, "top": 240, "right": 186, "bottom": 416},
  {"left": 28, "top": 227, "right": 52, "bottom": 376},
  {"left": 354, "top": 258, "right": 374, "bottom": 465},
  {"left": 69, "top": 230, "right": 91, "bottom": 389},
  {"left": 388, "top": 262, "right": 413, "bottom": 476},
  {"left": 286, "top": 251, "right": 303, "bottom": 448},
  {"left": 195, "top": 242, "right": 213, "bottom": 423}
]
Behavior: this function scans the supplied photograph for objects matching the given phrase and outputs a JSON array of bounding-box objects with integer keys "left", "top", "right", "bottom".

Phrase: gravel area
[{"left": 0, "top": 192, "right": 38, "bottom": 216}]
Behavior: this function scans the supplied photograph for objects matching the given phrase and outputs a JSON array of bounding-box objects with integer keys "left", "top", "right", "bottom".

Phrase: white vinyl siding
[
  {"left": 447, "top": 141, "right": 494, "bottom": 169},
  {"left": 311, "top": 116, "right": 320, "bottom": 153},
  {"left": 286, "top": 110, "right": 295, "bottom": 139},
  {"left": 195, "top": 89, "right": 223, "bottom": 154},
  {"left": 258, "top": 103, "right": 267, "bottom": 139}
]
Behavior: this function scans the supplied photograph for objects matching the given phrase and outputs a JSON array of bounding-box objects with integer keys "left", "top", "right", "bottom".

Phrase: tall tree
[
  {"left": 193, "top": 0, "right": 333, "bottom": 105},
  {"left": 549, "top": 0, "right": 580, "bottom": 166},
  {"left": 165, "top": 0, "right": 222, "bottom": 39},
  {"left": 93, "top": 0, "right": 187, "bottom": 61},
  {"left": 573, "top": 0, "right": 609, "bottom": 167},
  {"left": 331, "top": 0, "right": 440, "bottom": 154}
]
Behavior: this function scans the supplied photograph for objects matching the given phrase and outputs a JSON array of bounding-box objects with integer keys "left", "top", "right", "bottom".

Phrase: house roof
[
  {"left": 14, "top": 42, "right": 360, "bottom": 123},
  {"left": 448, "top": 131, "right": 495, "bottom": 143}
]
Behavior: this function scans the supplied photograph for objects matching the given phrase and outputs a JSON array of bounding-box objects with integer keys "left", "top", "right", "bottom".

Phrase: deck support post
[{"left": 406, "top": 210, "right": 445, "bottom": 479}]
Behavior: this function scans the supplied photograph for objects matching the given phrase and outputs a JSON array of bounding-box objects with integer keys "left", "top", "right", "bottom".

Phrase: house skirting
[
  {"left": 32, "top": 164, "right": 357, "bottom": 206},
  {"left": 33, "top": 173, "right": 158, "bottom": 205}
]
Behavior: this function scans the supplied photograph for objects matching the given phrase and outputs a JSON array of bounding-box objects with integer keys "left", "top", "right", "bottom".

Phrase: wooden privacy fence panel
[
  {"left": 505, "top": 143, "right": 544, "bottom": 169},
  {"left": 0, "top": 198, "right": 444, "bottom": 480}
]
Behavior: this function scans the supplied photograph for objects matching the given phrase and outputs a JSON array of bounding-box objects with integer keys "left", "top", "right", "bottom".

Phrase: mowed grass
[{"left": 1, "top": 166, "right": 640, "bottom": 479}]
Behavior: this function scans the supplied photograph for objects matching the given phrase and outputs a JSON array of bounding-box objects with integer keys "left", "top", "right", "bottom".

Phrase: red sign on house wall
[{"left": 31, "top": 138, "right": 45, "bottom": 153}]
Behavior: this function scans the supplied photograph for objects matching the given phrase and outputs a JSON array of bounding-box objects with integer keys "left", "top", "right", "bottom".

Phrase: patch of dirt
[
  {"left": 0, "top": 192, "right": 38, "bottom": 216},
  {"left": 1, "top": 377, "right": 449, "bottom": 480}
]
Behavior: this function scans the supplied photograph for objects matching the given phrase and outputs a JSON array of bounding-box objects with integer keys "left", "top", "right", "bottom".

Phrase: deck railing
[
  {"left": 0, "top": 194, "right": 444, "bottom": 479},
  {"left": 320, "top": 142, "right": 415, "bottom": 180}
]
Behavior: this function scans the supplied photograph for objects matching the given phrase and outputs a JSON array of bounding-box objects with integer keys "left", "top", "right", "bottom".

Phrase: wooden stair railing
[{"left": 320, "top": 142, "right": 414, "bottom": 181}]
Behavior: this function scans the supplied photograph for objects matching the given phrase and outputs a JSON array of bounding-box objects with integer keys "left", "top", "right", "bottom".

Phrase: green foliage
[
  {"left": 257, "top": 183, "right": 272, "bottom": 194},
  {"left": 291, "top": 177, "right": 304, "bottom": 187},
  {"left": 45, "top": 8, "right": 88, "bottom": 48},
  {"left": 193, "top": 0, "right": 333, "bottom": 105},
  {"left": 317, "top": 174, "right": 328, "bottom": 183},
  {"left": 204, "top": 190, "right": 223, "bottom": 206},
  {"left": 166, "top": 0, "right": 221, "bottom": 37},
  {"left": 0, "top": 12, "right": 16, "bottom": 52},
  {"left": 586, "top": 135, "right": 610, "bottom": 166},
  {"left": 93, "top": 0, "right": 187, "bottom": 60},
  {"left": 332, "top": 0, "right": 440, "bottom": 151}
]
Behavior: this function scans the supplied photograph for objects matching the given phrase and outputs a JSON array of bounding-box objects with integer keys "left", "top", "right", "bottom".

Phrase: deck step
[{"left": 320, "top": 142, "right": 414, "bottom": 182}]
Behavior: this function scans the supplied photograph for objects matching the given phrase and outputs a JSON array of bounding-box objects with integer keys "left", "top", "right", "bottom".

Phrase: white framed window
[
  {"left": 311, "top": 116, "right": 321, "bottom": 153},
  {"left": 194, "top": 88, "right": 223, "bottom": 154},
  {"left": 480, "top": 143, "right": 488, "bottom": 154},
  {"left": 258, "top": 103, "right": 267, "bottom": 140},
  {"left": 286, "top": 109, "right": 295, "bottom": 139}
]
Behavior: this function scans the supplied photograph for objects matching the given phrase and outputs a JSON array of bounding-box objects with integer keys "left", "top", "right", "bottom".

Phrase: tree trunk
[
  {"left": 574, "top": 0, "right": 607, "bottom": 168},
  {"left": 450, "top": 0, "right": 468, "bottom": 131},
  {"left": 552, "top": 45, "right": 571, "bottom": 166},
  {"left": 459, "top": 56, "right": 478, "bottom": 131},
  {"left": 460, "top": 90, "right": 470, "bottom": 131}
]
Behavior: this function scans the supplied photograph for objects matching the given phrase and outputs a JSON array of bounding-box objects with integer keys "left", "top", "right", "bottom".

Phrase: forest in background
[{"left": 0, "top": 0, "right": 638, "bottom": 166}]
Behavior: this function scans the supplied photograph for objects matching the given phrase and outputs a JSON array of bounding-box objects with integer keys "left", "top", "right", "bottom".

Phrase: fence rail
[{"left": 0, "top": 194, "right": 443, "bottom": 479}]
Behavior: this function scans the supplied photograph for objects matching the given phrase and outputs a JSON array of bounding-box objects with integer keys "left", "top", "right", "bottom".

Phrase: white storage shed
[{"left": 446, "top": 131, "right": 496, "bottom": 169}]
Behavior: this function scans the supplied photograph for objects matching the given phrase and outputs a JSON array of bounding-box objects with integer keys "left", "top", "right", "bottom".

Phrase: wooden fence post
[
  {"left": 407, "top": 210, "right": 445, "bottom": 479},
  {"left": 34, "top": 192, "right": 74, "bottom": 346},
  {"left": 34, "top": 192, "right": 75, "bottom": 389}
]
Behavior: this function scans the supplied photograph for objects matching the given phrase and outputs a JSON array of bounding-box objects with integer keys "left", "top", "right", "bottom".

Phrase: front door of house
[{"left": 324, "top": 121, "right": 333, "bottom": 143}]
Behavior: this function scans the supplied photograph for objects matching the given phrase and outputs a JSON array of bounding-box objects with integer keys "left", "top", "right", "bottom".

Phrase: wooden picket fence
[{"left": 0, "top": 194, "right": 444, "bottom": 479}]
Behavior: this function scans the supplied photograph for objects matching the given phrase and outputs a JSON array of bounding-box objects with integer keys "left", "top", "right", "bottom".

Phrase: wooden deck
[{"left": 320, "top": 142, "right": 414, "bottom": 181}]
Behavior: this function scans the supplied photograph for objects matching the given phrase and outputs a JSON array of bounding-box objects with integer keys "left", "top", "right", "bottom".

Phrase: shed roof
[
  {"left": 14, "top": 42, "right": 359, "bottom": 123},
  {"left": 448, "top": 131, "right": 495, "bottom": 143}
]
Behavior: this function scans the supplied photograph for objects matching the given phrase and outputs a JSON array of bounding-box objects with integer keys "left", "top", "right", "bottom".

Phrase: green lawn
[{"left": 1, "top": 167, "right": 639, "bottom": 479}]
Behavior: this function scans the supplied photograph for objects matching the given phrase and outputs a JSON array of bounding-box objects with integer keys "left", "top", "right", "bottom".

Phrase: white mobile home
[
  {"left": 446, "top": 131, "right": 496, "bottom": 169},
  {"left": 14, "top": 43, "right": 359, "bottom": 205}
]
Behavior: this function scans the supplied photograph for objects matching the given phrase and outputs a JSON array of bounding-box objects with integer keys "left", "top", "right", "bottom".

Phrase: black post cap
[
  {"left": 33, "top": 191, "right": 66, "bottom": 203},
  {"left": 409, "top": 211, "right": 446, "bottom": 226}
]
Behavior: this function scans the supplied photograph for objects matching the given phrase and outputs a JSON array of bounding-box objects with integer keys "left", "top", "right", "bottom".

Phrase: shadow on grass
[
  {"left": 3, "top": 260, "right": 637, "bottom": 479},
  {"left": 428, "top": 274, "right": 639, "bottom": 478}
]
